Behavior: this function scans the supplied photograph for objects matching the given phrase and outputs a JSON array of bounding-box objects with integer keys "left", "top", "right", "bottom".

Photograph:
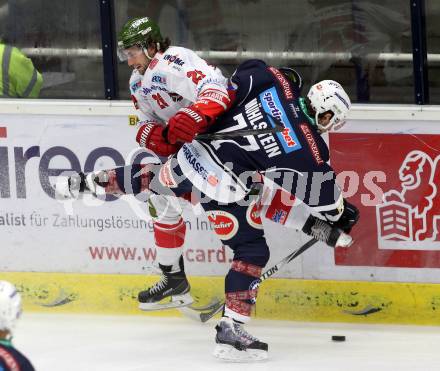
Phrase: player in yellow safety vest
[{"left": 0, "top": 43, "right": 42, "bottom": 98}]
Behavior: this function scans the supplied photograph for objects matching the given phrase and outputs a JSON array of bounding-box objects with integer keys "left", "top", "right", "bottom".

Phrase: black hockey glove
[
  {"left": 301, "top": 215, "right": 353, "bottom": 248},
  {"left": 332, "top": 200, "right": 360, "bottom": 234}
]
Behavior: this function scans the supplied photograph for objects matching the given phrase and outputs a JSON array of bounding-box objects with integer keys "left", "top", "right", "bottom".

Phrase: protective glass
[{"left": 332, "top": 119, "right": 347, "bottom": 131}]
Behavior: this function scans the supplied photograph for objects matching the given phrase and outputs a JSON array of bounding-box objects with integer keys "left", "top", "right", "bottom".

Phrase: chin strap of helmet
[
  {"left": 143, "top": 42, "right": 160, "bottom": 61},
  {"left": 144, "top": 48, "right": 154, "bottom": 60},
  {"left": 298, "top": 97, "right": 316, "bottom": 127}
]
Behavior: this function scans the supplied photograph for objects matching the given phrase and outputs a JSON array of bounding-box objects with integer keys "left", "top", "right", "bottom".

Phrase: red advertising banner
[{"left": 329, "top": 132, "right": 440, "bottom": 268}]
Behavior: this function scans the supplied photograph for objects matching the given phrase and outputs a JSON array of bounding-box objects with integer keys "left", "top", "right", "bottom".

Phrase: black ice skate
[
  {"left": 138, "top": 259, "right": 193, "bottom": 311},
  {"left": 213, "top": 316, "right": 268, "bottom": 361}
]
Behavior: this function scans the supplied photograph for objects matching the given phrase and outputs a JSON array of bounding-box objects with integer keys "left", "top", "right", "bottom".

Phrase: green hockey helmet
[{"left": 117, "top": 17, "right": 163, "bottom": 60}]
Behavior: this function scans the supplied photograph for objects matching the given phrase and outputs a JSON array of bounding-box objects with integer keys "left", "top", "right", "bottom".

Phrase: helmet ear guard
[
  {"left": 0, "top": 281, "right": 22, "bottom": 335},
  {"left": 307, "top": 80, "right": 351, "bottom": 132}
]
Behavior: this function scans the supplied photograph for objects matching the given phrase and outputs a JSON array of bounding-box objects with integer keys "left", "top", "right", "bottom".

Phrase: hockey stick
[
  {"left": 178, "top": 298, "right": 225, "bottom": 322},
  {"left": 187, "top": 298, "right": 224, "bottom": 312},
  {"left": 58, "top": 112, "right": 285, "bottom": 198},
  {"left": 180, "top": 238, "right": 318, "bottom": 323},
  {"left": 196, "top": 125, "right": 283, "bottom": 140},
  {"left": 196, "top": 112, "right": 285, "bottom": 140}
]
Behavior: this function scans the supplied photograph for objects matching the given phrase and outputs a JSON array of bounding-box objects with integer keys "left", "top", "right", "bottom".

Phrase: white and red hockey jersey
[{"left": 129, "top": 46, "right": 230, "bottom": 126}]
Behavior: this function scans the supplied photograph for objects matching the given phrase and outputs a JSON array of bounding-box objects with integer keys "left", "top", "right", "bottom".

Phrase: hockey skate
[
  {"left": 138, "top": 261, "right": 194, "bottom": 311},
  {"left": 213, "top": 317, "right": 268, "bottom": 362}
]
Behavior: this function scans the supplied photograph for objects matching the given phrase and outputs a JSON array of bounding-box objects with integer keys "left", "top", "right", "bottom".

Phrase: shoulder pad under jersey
[{"left": 230, "top": 59, "right": 274, "bottom": 105}]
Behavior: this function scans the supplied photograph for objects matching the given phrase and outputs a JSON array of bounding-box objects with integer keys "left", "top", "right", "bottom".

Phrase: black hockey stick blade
[
  {"left": 193, "top": 238, "right": 318, "bottom": 323},
  {"left": 179, "top": 298, "right": 224, "bottom": 322},
  {"left": 187, "top": 297, "right": 223, "bottom": 311},
  {"left": 199, "top": 301, "right": 224, "bottom": 322}
]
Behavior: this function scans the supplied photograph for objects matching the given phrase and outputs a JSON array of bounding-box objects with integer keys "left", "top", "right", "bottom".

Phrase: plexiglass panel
[
  {"left": 115, "top": 0, "right": 413, "bottom": 103},
  {"left": 0, "top": 0, "right": 104, "bottom": 99},
  {"left": 426, "top": 0, "right": 440, "bottom": 104}
]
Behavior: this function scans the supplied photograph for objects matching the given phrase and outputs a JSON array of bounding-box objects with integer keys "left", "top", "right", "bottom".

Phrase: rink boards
[
  {"left": 1, "top": 101, "right": 440, "bottom": 325},
  {"left": 2, "top": 271, "right": 440, "bottom": 325}
]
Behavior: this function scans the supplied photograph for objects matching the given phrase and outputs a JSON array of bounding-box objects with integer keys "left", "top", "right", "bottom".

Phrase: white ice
[{"left": 13, "top": 313, "right": 440, "bottom": 371}]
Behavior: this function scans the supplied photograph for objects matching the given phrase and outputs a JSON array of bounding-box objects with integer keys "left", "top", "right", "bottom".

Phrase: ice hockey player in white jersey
[{"left": 116, "top": 16, "right": 232, "bottom": 311}]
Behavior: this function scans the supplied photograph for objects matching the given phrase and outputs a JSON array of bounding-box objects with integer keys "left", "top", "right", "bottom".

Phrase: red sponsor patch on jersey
[
  {"left": 207, "top": 174, "right": 219, "bottom": 186},
  {"left": 265, "top": 189, "right": 295, "bottom": 225},
  {"left": 148, "top": 58, "right": 159, "bottom": 70},
  {"left": 0, "top": 127, "right": 6, "bottom": 138},
  {"left": 246, "top": 200, "right": 263, "bottom": 229},
  {"left": 268, "top": 66, "right": 294, "bottom": 100},
  {"left": 300, "top": 124, "right": 324, "bottom": 165},
  {"left": 207, "top": 210, "right": 239, "bottom": 240}
]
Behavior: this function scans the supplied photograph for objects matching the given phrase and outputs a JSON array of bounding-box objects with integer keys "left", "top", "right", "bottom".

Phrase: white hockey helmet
[
  {"left": 307, "top": 80, "right": 351, "bottom": 132},
  {"left": 0, "top": 281, "right": 22, "bottom": 333}
]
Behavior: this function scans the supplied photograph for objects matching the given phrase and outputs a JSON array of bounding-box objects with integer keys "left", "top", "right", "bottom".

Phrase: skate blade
[
  {"left": 139, "top": 293, "right": 194, "bottom": 311},
  {"left": 213, "top": 344, "right": 268, "bottom": 362}
]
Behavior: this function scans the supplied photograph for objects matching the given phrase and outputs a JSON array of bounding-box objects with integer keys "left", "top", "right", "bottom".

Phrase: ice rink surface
[{"left": 13, "top": 313, "right": 440, "bottom": 371}]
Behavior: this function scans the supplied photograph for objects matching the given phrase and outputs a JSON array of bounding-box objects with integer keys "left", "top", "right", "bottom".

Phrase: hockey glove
[
  {"left": 332, "top": 200, "right": 360, "bottom": 234},
  {"left": 136, "top": 122, "right": 181, "bottom": 157},
  {"left": 302, "top": 215, "right": 353, "bottom": 248},
  {"left": 166, "top": 106, "right": 208, "bottom": 144}
]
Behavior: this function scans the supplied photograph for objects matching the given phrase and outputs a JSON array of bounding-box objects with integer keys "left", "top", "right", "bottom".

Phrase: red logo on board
[
  {"left": 376, "top": 150, "right": 440, "bottom": 245},
  {"left": 330, "top": 132, "right": 440, "bottom": 268}
]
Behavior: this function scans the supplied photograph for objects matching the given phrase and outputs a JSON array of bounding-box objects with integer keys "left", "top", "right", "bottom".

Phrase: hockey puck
[{"left": 331, "top": 335, "right": 346, "bottom": 342}]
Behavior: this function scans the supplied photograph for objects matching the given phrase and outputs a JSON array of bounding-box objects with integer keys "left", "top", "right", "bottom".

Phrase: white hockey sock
[
  {"left": 224, "top": 305, "right": 251, "bottom": 324},
  {"left": 156, "top": 247, "right": 184, "bottom": 272}
]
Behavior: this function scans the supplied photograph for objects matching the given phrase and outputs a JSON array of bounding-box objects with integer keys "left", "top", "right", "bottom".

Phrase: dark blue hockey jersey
[
  {"left": 192, "top": 59, "right": 342, "bottom": 217},
  {"left": 0, "top": 340, "right": 35, "bottom": 371}
]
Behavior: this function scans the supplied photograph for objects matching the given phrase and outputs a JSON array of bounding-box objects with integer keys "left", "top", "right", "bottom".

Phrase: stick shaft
[
  {"left": 196, "top": 112, "right": 285, "bottom": 140},
  {"left": 259, "top": 238, "right": 317, "bottom": 282},
  {"left": 196, "top": 238, "right": 318, "bottom": 322}
]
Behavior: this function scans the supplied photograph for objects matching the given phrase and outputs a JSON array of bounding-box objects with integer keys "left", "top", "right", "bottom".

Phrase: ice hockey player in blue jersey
[
  {"left": 0, "top": 281, "right": 35, "bottom": 371},
  {"left": 58, "top": 59, "right": 359, "bottom": 362},
  {"left": 168, "top": 59, "right": 359, "bottom": 361}
]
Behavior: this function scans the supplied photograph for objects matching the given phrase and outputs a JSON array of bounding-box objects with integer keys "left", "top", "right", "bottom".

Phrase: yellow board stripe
[{"left": 1, "top": 272, "right": 440, "bottom": 325}]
